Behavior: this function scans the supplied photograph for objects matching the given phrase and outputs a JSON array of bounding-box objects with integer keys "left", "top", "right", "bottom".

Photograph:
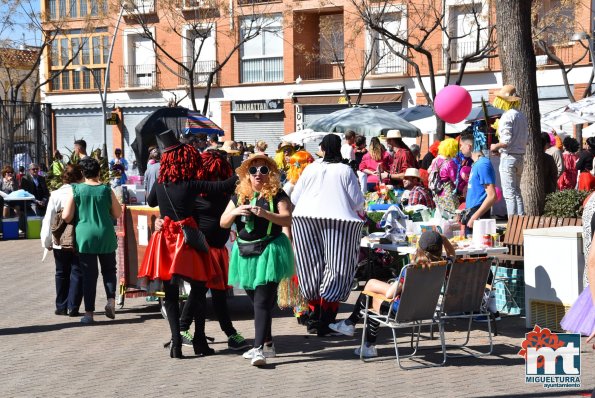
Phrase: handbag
[
  {"left": 162, "top": 185, "right": 209, "bottom": 253},
  {"left": 51, "top": 209, "right": 76, "bottom": 251},
  {"left": 459, "top": 205, "right": 481, "bottom": 225},
  {"left": 236, "top": 196, "right": 275, "bottom": 257}
]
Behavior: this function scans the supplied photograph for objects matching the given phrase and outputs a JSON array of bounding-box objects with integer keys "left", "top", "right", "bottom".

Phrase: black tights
[
  {"left": 245, "top": 282, "right": 277, "bottom": 347},
  {"left": 348, "top": 293, "right": 380, "bottom": 344},
  {"left": 164, "top": 279, "right": 207, "bottom": 346},
  {"left": 180, "top": 288, "right": 237, "bottom": 337}
]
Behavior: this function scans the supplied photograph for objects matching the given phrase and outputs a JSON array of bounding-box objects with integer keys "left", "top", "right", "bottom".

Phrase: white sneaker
[
  {"left": 354, "top": 343, "right": 378, "bottom": 358},
  {"left": 251, "top": 347, "right": 266, "bottom": 366},
  {"left": 328, "top": 320, "right": 355, "bottom": 337},
  {"left": 243, "top": 343, "right": 276, "bottom": 359}
]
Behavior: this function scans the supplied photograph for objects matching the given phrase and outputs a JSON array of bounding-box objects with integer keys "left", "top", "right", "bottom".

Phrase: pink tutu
[{"left": 560, "top": 286, "right": 595, "bottom": 336}]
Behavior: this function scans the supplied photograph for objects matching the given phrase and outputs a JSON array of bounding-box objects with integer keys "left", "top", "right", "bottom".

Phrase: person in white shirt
[
  {"left": 291, "top": 134, "right": 365, "bottom": 337},
  {"left": 40, "top": 164, "right": 84, "bottom": 317},
  {"left": 341, "top": 130, "right": 356, "bottom": 162}
]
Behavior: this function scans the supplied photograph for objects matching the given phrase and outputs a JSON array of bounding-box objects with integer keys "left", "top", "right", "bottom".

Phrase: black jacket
[{"left": 20, "top": 174, "right": 50, "bottom": 205}]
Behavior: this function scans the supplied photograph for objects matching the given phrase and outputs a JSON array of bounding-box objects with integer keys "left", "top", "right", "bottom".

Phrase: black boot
[
  {"left": 193, "top": 335, "right": 215, "bottom": 357},
  {"left": 317, "top": 306, "right": 338, "bottom": 337},
  {"left": 306, "top": 305, "right": 321, "bottom": 335},
  {"left": 168, "top": 340, "right": 183, "bottom": 359}
]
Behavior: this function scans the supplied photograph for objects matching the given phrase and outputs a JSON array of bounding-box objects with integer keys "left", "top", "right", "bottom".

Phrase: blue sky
[{"left": 2, "top": 1, "right": 42, "bottom": 46}]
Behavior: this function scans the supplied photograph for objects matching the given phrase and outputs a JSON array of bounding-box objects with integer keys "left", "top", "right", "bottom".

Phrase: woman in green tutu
[{"left": 221, "top": 154, "right": 294, "bottom": 366}]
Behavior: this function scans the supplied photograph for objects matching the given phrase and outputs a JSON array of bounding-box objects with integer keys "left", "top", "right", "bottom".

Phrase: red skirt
[
  {"left": 138, "top": 216, "right": 216, "bottom": 283},
  {"left": 206, "top": 246, "right": 230, "bottom": 291}
]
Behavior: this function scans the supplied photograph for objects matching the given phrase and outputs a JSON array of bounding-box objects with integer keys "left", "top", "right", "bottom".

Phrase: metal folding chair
[
  {"left": 438, "top": 257, "right": 494, "bottom": 358},
  {"left": 359, "top": 261, "right": 448, "bottom": 370}
]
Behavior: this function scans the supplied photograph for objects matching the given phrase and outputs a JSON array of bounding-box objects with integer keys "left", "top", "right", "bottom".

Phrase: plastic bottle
[{"left": 122, "top": 186, "right": 130, "bottom": 205}]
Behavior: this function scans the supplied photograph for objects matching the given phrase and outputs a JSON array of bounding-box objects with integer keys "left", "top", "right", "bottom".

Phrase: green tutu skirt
[{"left": 228, "top": 234, "right": 295, "bottom": 290}]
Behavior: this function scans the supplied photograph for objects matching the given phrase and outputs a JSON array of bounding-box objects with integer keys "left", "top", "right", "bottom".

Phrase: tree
[
  {"left": 532, "top": 0, "right": 592, "bottom": 143},
  {"left": 124, "top": 0, "right": 277, "bottom": 114},
  {"left": 496, "top": 0, "right": 544, "bottom": 215},
  {"left": 351, "top": 0, "right": 497, "bottom": 138},
  {"left": 0, "top": 0, "right": 89, "bottom": 166}
]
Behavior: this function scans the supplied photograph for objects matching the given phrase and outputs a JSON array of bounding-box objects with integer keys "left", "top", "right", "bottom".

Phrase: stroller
[{"left": 352, "top": 247, "right": 397, "bottom": 290}]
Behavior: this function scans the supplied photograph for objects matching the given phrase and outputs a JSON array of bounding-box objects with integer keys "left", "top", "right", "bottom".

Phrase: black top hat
[{"left": 157, "top": 129, "right": 182, "bottom": 152}]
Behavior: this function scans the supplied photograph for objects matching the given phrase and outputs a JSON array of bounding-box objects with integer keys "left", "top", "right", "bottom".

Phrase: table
[
  {"left": 361, "top": 237, "right": 509, "bottom": 257},
  {"left": 3, "top": 196, "right": 36, "bottom": 238}
]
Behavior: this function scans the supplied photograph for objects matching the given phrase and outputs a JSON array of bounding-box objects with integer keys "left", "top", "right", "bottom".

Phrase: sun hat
[
  {"left": 221, "top": 140, "right": 240, "bottom": 155},
  {"left": 236, "top": 153, "right": 279, "bottom": 178},
  {"left": 403, "top": 168, "right": 421, "bottom": 179},
  {"left": 157, "top": 129, "right": 183, "bottom": 153},
  {"left": 278, "top": 141, "right": 294, "bottom": 152},
  {"left": 419, "top": 231, "right": 443, "bottom": 258},
  {"left": 495, "top": 85, "right": 521, "bottom": 102},
  {"left": 386, "top": 130, "right": 402, "bottom": 139}
]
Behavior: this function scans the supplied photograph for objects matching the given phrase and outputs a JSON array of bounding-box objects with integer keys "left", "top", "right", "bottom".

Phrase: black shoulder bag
[
  {"left": 236, "top": 197, "right": 275, "bottom": 257},
  {"left": 162, "top": 185, "right": 209, "bottom": 253}
]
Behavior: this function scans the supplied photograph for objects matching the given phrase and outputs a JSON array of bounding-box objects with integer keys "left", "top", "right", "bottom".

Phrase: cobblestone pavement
[{"left": 0, "top": 240, "right": 593, "bottom": 397}]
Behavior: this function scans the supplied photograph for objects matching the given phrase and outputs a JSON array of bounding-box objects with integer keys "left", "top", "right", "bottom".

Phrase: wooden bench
[{"left": 498, "top": 215, "right": 582, "bottom": 265}]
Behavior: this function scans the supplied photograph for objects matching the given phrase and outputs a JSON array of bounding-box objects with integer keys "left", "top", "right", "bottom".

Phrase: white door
[{"left": 134, "top": 37, "right": 155, "bottom": 86}]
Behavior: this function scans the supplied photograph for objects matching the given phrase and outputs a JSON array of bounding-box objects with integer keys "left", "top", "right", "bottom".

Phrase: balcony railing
[
  {"left": 294, "top": 62, "right": 344, "bottom": 80},
  {"left": 535, "top": 44, "right": 578, "bottom": 67},
  {"left": 178, "top": 59, "right": 219, "bottom": 86},
  {"left": 125, "top": 0, "right": 155, "bottom": 14},
  {"left": 237, "top": 0, "right": 277, "bottom": 5},
  {"left": 368, "top": 51, "right": 407, "bottom": 75},
  {"left": 240, "top": 57, "right": 283, "bottom": 83},
  {"left": 120, "top": 64, "right": 158, "bottom": 88},
  {"left": 444, "top": 40, "right": 490, "bottom": 71}
]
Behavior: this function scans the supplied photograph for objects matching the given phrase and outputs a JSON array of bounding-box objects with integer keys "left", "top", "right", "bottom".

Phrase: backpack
[
  {"left": 51, "top": 209, "right": 76, "bottom": 251},
  {"left": 428, "top": 158, "right": 445, "bottom": 195}
]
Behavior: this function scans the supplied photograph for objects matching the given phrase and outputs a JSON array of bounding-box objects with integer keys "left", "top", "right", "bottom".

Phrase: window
[
  {"left": 49, "top": 29, "right": 108, "bottom": 91},
  {"left": 369, "top": 12, "right": 407, "bottom": 74},
  {"left": 69, "top": 0, "right": 77, "bottom": 17},
  {"left": 447, "top": 3, "right": 487, "bottom": 70},
  {"left": 183, "top": 25, "right": 217, "bottom": 85},
  {"left": 59, "top": 0, "right": 66, "bottom": 17},
  {"left": 79, "top": 0, "right": 87, "bottom": 16},
  {"left": 48, "top": 0, "right": 57, "bottom": 20},
  {"left": 319, "top": 14, "right": 344, "bottom": 64},
  {"left": 240, "top": 15, "right": 283, "bottom": 83},
  {"left": 90, "top": 0, "right": 98, "bottom": 16},
  {"left": 47, "top": 0, "right": 106, "bottom": 20}
]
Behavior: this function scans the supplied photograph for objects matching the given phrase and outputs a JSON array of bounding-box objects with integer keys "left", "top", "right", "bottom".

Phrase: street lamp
[{"left": 76, "top": 0, "right": 134, "bottom": 158}]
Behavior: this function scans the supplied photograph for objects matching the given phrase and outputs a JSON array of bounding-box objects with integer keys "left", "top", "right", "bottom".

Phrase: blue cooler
[{"left": 2, "top": 218, "right": 19, "bottom": 240}]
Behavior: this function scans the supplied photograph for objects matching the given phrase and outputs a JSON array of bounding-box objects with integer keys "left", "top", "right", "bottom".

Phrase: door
[
  {"left": 233, "top": 113, "right": 285, "bottom": 157},
  {"left": 134, "top": 37, "right": 155, "bottom": 87}
]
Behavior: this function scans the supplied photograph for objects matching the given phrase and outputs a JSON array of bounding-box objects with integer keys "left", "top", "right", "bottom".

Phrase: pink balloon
[
  {"left": 434, "top": 85, "right": 472, "bottom": 124},
  {"left": 495, "top": 186, "right": 503, "bottom": 202}
]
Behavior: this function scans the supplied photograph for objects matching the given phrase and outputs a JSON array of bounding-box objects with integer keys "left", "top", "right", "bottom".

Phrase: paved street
[{"left": 0, "top": 239, "right": 593, "bottom": 397}]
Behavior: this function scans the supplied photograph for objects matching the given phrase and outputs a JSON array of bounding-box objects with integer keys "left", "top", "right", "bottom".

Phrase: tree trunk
[{"left": 495, "top": 0, "right": 544, "bottom": 216}]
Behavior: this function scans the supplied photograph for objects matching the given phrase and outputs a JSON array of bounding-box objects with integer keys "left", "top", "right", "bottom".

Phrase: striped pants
[{"left": 292, "top": 216, "right": 363, "bottom": 303}]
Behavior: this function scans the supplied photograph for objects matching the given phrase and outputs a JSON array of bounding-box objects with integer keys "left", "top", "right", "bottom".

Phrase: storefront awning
[{"left": 293, "top": 91, "right": 403, "bottom": 106}]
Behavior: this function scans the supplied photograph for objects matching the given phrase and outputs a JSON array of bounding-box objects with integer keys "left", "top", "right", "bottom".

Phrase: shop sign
[{"left": 232, "top": 99, "right": 283, "bottom": 112}]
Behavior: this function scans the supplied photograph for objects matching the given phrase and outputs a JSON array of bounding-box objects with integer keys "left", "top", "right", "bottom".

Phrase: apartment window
[
  {"left": 369, "top": 12, "right": 407, "bottom": 75},
  {"left": 69, "top": 0, "right": 77, "bottom": 17},
  {"left": 319, "top": 14, "right": 343, "bottom": 64},
  {"left": 48, "top": 0, "right": 57, "bottom": 20},
  {"left": 59, "top": 0, "right": 66, "bottom": 17},
  {"left": 447, "top": 4, "right": 487, "bottom": 70},
  {"left": 183, "top": 26, "right": 217, "bottom": 85},
  {"left": 90, "top": 0, "right": 98, "bottom": 16},
  {"left": 50, "top": 29, "right": 108, "bottom": 91},
  {"left": 240, "top": 15, "right": 283, "bottom": 83},
  {"left": 79, "top": 0, "right": 87, "bottom": 16}
]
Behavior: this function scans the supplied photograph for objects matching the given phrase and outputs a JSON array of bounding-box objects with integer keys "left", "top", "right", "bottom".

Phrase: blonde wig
[
  {"left": 438, "top": 138, "right": 459, "bottom": 159},
  {"left": 235, "top": 156, "right": 282, "bottom": 204}
]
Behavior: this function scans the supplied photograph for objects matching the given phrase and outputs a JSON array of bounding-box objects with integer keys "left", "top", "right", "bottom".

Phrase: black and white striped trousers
[{"left": 292, "top": 216, "right": 363, "bottom": 303}]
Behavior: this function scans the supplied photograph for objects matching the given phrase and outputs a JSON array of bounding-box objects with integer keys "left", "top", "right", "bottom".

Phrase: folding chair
[
  {"left": 359, "top": 261, "right": 448, "bottom": 370},
  {"left": 438, "top": 257, "right": 494, "bottom": 358}
]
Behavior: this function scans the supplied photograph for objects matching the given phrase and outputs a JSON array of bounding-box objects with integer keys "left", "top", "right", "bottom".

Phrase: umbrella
[
  {"left": 131, "top": 107, "right": 223, "bottom": 174},
  {"left": 465, "top": 104, "right": 504, "bottom": 121},
  {"left": 409, "top": 117, "right": 469, "bottom": 135},
  {"left": 280, "top": 129, "right": 344, "bottom": 145},
  {"left": 306, "top": 105, "right": 421, "bottom": 138},
  {"left": 395, "top": 105, "right": 435, "bottom": 122}
]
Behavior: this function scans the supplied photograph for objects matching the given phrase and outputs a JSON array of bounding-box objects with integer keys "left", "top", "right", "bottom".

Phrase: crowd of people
[{"left": 20, "top": 84, "right": 595, "bottom": 370}]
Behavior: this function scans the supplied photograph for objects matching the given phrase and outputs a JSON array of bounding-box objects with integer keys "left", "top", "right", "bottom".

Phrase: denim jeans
[
  {"left": 79, "top": 252, "right": 117, "bottom": 312},
  {"left": 53, "top": 249, "right": 83, "bottom": 312},
  {"left": 499, "top": 154, "right": 524, "bottom": 216}
]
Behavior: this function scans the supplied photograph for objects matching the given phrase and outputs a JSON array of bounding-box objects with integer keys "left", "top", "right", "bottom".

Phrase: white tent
[{"left": 408, "top": 117, "right": 469, "bottom": 135}]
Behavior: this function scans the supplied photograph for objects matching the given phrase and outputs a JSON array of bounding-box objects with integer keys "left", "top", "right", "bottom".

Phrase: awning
[{"left": 293, "top": 92, "right": 402, "bottom": 106}]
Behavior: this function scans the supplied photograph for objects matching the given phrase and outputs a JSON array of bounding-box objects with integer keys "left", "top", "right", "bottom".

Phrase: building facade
[{"left": 40, "top": 0, "right": 595, "bottom": 165}]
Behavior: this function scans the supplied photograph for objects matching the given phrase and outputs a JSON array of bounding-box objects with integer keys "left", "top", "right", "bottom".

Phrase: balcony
[
  {"left": 368, "top": 51, "right": 407, "bottom": 75},
  {"left": 178, "top": 59, "right": 219, "bottom": 86},
  {"left": 119, "top": 64, "right": 158, "bottom": 88},
  {"left": 182, "top": 0, "right": 216, "bottom": 8},
  {"left": 535, "top": 44, "right": 579, "bottom": 67},
  {"left": 294, "top": 62, "right": 343, "bottom": 81},
  {"left": 444, "top": 40, "right": 490, "bottom": 71},
  {"left": 240, "top": 57, "right": 283, "bottom": 83},
  {"left": 237, "top": 0, "right": 277, "bottom": 5},
  {"left": 125, "top": 0, "right": 156, "bottom": 14}
]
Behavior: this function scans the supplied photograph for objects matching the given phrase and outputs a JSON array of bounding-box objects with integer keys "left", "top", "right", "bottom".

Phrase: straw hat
[
  {"left": 386, "top": 129, "right": 402, "bottom": 139},
  {"left": 236, "top": 153, "right": 279, "bottom": 178},
  {"left": 221, "top": 140, "right": 240, "bottom": 155},
  {"left": 278, "top": 141, "right": 294, "bottom": 152},
  {"left": 403, "top": 168, "right": 421, "bottom": 179},
  {"left": 495, "top": 85, "right": 521, "bottom": 102}
]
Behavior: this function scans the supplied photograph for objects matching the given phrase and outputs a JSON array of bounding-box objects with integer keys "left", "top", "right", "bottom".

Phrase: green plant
[
  {"left": 46, "top": 146, "right": 111, "bottom": 192},
  {"left": 543, "top": 189, "right": 591, "bottom": 218}
]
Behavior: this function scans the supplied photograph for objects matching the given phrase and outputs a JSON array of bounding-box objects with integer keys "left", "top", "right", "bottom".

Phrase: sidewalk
[{"left": 0, "top": 239, "right": 593, "bottom": 397}]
